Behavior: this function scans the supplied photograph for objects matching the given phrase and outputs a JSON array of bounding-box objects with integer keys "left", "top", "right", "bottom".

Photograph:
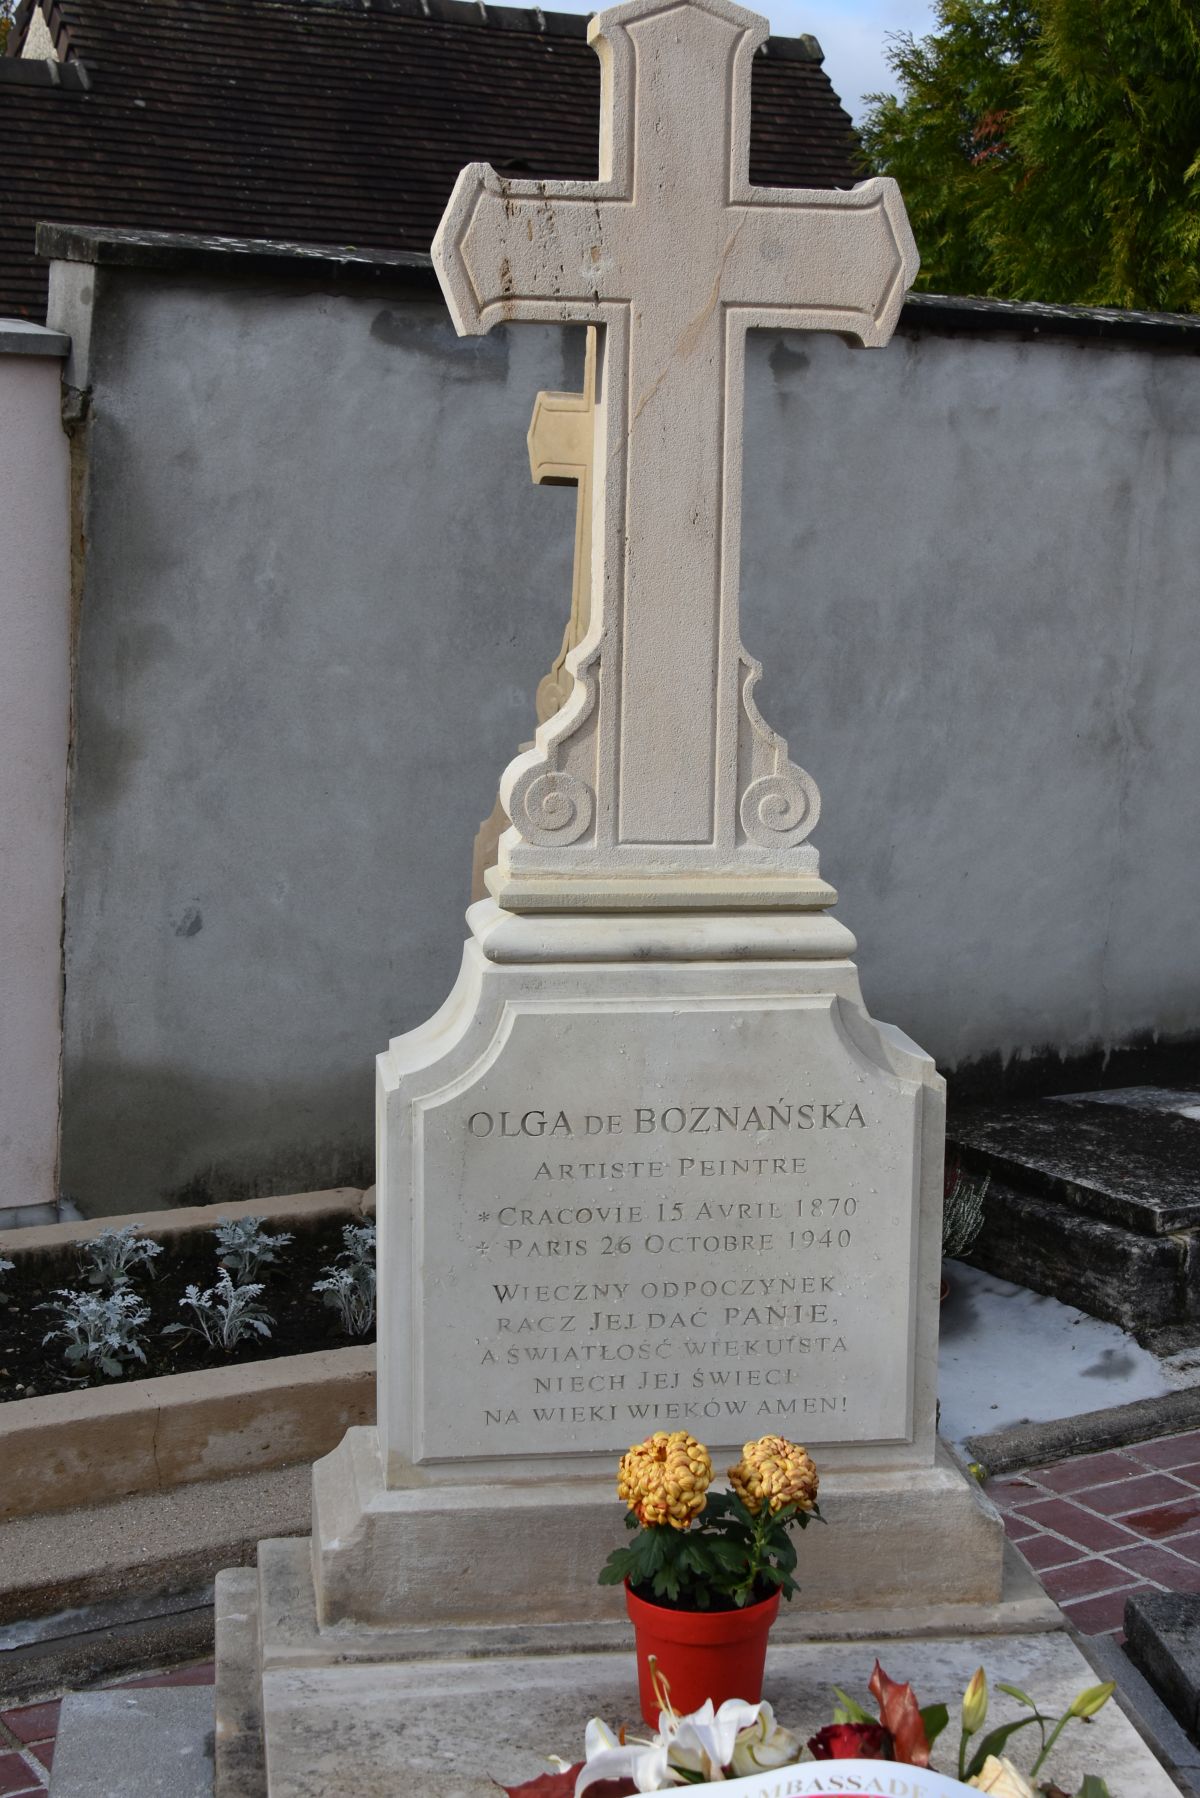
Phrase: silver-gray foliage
[
  {"left": 312, "top": 1221, "right": 377, "bottom": 1338},
  {"left": 943, "top": 1169, "right": 990, "bottom": 1260},
  {"left": 213, "top": 1216, "right": 294, "bottom": 1286},
  {"left": 166, "top": 1267, "right": 275, "bottom": 1352},
  {"left": 41, "top": 1288, "right": 151, "bottom": 1378},
  {"left": 80, "top": 1225, "right": 164, "bottom": 1289},
  {"left": 0, "top": 1258, "right": 13, "bottom": 1277}
]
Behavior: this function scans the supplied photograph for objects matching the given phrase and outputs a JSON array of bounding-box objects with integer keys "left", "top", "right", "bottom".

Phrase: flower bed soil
[{"left": 0, "top": 1215, "right": 374, "bottom": 1403}]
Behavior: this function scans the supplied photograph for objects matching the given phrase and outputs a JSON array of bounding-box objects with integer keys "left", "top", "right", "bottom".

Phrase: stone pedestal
[{"left": 313, "top": 1428, "right": 1006, "bottom": 1629}]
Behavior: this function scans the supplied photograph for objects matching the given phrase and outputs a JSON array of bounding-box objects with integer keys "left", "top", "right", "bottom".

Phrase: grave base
[
  {"left": 312, "top": 1426, "right": 1009, "bottom": 1628},
  {"left": 215, "top": 1549, "right": 1179, "bottom": 1798}
]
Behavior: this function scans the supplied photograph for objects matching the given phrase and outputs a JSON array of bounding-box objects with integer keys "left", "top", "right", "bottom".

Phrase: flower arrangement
[
  {"left": 599, "top": 1431, "right": 822, "bottom": 1610},
  {"left": 505, "top": 1659, "right": 1116, "bottom": 1798}
]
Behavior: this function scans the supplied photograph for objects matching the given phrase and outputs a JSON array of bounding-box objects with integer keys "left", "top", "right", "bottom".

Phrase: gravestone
[
  {"left": 213, "top": 0, "right": 1037, "bottom": 1787},
  {"left": 307, "top": 0, "right": 1004, "bottom": 1632}
]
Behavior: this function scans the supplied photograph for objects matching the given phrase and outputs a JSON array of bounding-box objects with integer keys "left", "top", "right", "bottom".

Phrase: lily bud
[
  {"left": 962, "top": 1667, "right": 989, "bottom": 1735},
  {"left": 1069, "top": 1681, "right": 1115, "bottom": 1720}
]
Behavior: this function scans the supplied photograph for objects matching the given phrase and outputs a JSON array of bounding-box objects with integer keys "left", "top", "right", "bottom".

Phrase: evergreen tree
[{"left": 861, "top": 0, "right": 1200, "bottom": 314}]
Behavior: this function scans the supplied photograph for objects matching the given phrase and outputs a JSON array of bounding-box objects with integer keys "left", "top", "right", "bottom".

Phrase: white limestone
[
  {"left": 433, "top": 0, "right": 917, "bottom": 912},
  {"left": 255, "top": 1633, "right": 1181, "bottom": 1798},
  {"left": 374, "top": 943, "right": 943, "bottom": 1479}
]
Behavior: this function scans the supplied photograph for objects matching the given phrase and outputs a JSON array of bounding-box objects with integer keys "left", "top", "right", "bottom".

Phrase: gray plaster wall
[{"left": 57, "top": 267, "right": 1200, "bottom": 1213}]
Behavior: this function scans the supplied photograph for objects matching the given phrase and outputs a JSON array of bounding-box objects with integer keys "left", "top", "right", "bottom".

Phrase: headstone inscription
[{"left": 308, "top": 0, "right": 1005, "bottom": 1633}]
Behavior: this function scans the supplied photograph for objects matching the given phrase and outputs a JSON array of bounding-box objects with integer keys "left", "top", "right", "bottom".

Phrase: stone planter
[{"left": 0, "top": 1187, "right": 376, "bottom": 1520}]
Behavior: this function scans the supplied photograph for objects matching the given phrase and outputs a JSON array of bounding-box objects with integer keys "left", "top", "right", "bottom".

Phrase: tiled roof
[{"left": 0, "top": 0, "right": 862, "bottom": 322}]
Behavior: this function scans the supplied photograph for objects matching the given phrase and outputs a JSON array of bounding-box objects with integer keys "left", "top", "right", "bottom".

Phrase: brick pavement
[{"left": 987, "top": 1428, "right": 1200, "bottom": 1640}]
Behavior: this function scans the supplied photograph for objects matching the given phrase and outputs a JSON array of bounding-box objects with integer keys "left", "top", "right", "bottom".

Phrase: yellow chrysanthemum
[
  {"left": 728, "top": 1435, "right": 819, "bottom": 1516},
  {"left": 617, "top": 1430, "right": 713, "bottom": 1530}
]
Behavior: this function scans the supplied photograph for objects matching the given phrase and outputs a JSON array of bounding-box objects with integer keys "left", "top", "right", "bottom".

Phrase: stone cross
[
  {"left": 435, "top": 0, "right": 917, "bottom": 914},
  {"left": 469, "top": 330, "right": 599, "bottom": 904},
  {"left": 529, "top": 327, "right": 597, "bottom": 727}
]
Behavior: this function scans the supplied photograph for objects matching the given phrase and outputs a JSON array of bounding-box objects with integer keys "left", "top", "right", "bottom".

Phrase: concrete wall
[
  {"left": 0, "top": 325, "right": 71, "bottom": 1224},
  {"left": 49, "top": 258, "right": 1200, "bottom": 1213}
]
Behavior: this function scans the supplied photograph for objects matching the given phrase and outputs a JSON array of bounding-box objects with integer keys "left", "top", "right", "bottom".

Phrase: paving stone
[
  {"left": 1040, "top": 1558, "right": 1138, "bottom": 1603},
  {"left": 0, "top": 1704, "right": 58, "bottom": 1746},
  {"left": 1124, "top": 1591, "right": 1200, "bottom": 1743},
  {"left": 1033, "top": 1450, "right": 1143, "bottom": 1494},
  {"left": 48, "top": 1687, "right": 213, "bottom": 1797},
  {"left": 1083, "top": 1472, "right": 1194, "bottom": 1516},
  {"left": 0, "top": 1750, "right": 42, "bottom": 1795},
  {"left": 1112, "top": 1545, "right": 1200, "bottom": 1591},
  {"left": 1017, "top": 1533, "right": 1086, "bottom": 1572},
  {"left": 1120, "top": 1495, "right": 1200, "bottom": 1539},
  {"left": 1137, "top": 1433, "right": 1200, "bottom": 1470},
  {"left": 1014, "top": 1497, "right": 1139, "bottom": 1551},
  {"left": 1062, "top": 1585, "right": 1147, "bottom": 1636}
]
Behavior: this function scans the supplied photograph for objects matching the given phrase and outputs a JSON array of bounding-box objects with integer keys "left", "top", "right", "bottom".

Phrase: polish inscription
[{"left": 415, "top": 1005, "right": 920, "bottom": 1461}]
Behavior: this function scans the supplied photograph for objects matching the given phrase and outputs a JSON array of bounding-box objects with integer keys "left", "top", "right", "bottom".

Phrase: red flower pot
[{"left": 625, "top": 1582, "right": 781, "bottom": 1725}]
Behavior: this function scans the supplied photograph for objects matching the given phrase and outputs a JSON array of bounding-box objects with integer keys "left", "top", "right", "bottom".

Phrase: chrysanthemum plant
[{"left": 599, "top": 1431, "right": 822, "bottom": 1610}]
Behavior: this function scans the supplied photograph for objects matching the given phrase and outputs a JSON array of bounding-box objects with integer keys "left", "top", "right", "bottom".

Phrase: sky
[
  {"left": 777, "top": 0, "right": 938, "bottom": 121},
  {"left": 543, "top": 0, "right": 939, "bottom": 123}
]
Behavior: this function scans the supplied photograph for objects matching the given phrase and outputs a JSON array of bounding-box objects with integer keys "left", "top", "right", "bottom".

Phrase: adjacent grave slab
[
  {"left": 49, "top": 1686, "right": 214, "bottom": 1798},
  {"left": 951, "top": 1096, "right": 1200, "bottom": 1342},
  {"left": 1125, "top": 1592, "right": 1200, "bottom": 1746}
]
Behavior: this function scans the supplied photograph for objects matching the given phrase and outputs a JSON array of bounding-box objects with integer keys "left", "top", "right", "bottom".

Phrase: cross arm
[
  {"left": 433, "top": 165, "right": 623, "bottom": 337},
  {"left": 727, "top": 177, "right": 919, "bottom": 346}
]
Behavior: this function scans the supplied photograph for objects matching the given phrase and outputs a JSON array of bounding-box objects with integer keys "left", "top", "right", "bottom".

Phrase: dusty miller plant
[
  {"left": 213, "top": 1216, "right": 293, "bottom": 1286},
  {"left": 79, "top": 1225, "right": 163, "bottom": 1290},
  {"left": 40, "top": 1288, "right": 151, "bottom": 1378},
  {"left": 0, "top": 1257, "right": 13, "bottom": 1278},
  {"left": 165, "top": 1268, "right": 274, "bottom": 1353},
  {"left": 942, "top": 1167, "right": 990, "bottom": 1260},
  {"left": 312, "top": 1222, "right": 376, "bottom": 1338}
]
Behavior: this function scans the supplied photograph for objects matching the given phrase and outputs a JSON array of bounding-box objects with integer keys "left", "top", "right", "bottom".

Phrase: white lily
[
  {"left": 665, "top": 1698, "right": 763, "bottom": 1782},
  {"left": 967, "top": 1754, "right": 1037, "bottom": 1797},
  {"left": 574, "top": 1717, "right": 680, "bottom": 1795},
  {"left": 729, "top": 1701, "right": 802, "bottom": 1776}
]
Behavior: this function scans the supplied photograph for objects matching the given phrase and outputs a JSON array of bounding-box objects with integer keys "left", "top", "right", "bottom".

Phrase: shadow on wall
[
  {"left": 946, "top": 1029, "right": 1200, "bottom": 1109},
  {"left": 60, "top": 1057, "right": 373, "bottom": 1218}
]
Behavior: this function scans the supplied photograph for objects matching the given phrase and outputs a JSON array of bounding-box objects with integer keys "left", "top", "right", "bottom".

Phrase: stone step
[
  {"left": 49, "top": 1685, "right": 214, "bottom": 1796},
  {"left": 948, "top": 1090, "right": 1200, "bottom": 1344},
  {"left": 0, "top": 1463, "right": 308, "bottom": 1703}
]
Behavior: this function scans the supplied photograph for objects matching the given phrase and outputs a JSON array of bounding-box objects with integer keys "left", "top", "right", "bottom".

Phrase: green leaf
[
  {"left": 997, "top": 1683, "right": 1039, "bottom": 1712},
  {"left": 919, "top": 1703, "right": 950, "bottom": 1748},
  {"left": 1077, "top": 1778, "right": 1112, "bottom": 1797},
  {"left": 966, "top": 1717, "right": 1040, "bottom": 1780},
  {"left": 832, "top": 1687, "right": 875, "bottom": 1725}
]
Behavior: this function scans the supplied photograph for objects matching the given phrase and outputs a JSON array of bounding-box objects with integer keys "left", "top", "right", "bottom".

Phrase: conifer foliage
[{"left": 861, "top": 0, "right": 1200, "bottom": 313}]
